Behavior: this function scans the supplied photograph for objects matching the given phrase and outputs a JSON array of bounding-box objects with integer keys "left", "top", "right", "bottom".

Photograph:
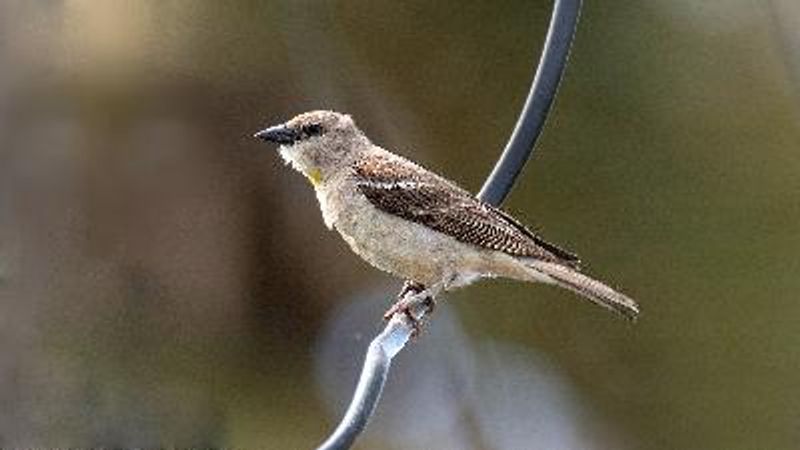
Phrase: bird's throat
[
  {"left": 305, "top": 167, "right": 323, "bottom": 187},
  {"left": 279, "top": 146, "right": 322, "bottom": 187}
]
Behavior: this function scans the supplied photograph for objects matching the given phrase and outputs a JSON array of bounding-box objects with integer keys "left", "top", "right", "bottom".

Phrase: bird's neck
[
  {"left": 304, "top": 167, "right": 323, "bottom": 188},
  {"left": 279, "top": 146, "right": 326, "bottom": 188}
]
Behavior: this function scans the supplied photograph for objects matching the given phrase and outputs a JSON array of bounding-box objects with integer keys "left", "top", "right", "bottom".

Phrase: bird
[{"left": 254, "top": 110, "right": 639, "bottom": 322}]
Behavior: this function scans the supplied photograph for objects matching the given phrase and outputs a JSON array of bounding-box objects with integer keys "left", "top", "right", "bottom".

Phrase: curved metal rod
[
  {"left": 316, "top": 1, "right": 583, "bottom": 448},
  {"left": 478, "top": 0, "right": 582, "bottom": 204}
]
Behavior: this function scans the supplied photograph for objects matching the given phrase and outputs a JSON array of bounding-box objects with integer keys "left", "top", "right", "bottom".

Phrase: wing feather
[{"left": 352, "top": 154, "right": 580, "bottom": 267}]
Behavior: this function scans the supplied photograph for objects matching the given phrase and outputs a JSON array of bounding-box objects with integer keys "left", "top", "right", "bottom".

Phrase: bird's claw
[{"left": 384, "top": 282, "right": 436, "bottom": 338}]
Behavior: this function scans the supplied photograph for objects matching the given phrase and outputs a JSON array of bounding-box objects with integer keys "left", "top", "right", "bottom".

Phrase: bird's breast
[
  {"left": 315, "top": 176, "right": 495, "bottom": 286},
  {"left": 316, "top": 186, "right": 337, "bottom": 229}
]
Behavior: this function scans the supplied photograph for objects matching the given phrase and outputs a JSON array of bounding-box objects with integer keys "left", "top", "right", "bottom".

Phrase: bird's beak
[{"left": 253, "top": 124, "right": 299, "bottom": 145}]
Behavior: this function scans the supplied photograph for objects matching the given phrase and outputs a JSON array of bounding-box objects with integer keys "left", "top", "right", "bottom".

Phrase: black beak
[{"left": 253, "top": 124, "right": 299, "bottom": 145}]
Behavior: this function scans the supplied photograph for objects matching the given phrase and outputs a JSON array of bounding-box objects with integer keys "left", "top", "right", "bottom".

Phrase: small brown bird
[{"left": 254, "top": 110, "right": 639, "bottom": 320}]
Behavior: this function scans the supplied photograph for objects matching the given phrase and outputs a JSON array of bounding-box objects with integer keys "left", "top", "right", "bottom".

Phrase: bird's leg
[
  {"left": 384, "top": 280, "right": 427, "bottom": 320},
  {"left": 398, "top": 280, "right": 425, "bottom": 300},
  {"left": 384, "top": 281, "right": 437, "bottom": 337}
]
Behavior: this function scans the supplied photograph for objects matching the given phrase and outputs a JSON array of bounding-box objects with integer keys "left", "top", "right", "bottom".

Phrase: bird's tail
[{"left": 523, "top": 259, "right": 640, "bottom": 320}]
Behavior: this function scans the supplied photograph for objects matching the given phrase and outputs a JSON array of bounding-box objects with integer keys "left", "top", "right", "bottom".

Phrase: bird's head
[{"left": 254, "top": 110, "right": 368, "bottom": 187}]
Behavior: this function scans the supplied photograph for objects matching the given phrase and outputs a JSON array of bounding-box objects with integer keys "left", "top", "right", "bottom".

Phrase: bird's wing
[{"left": 352, "top": 153, "right": 580, "bottom": 267}]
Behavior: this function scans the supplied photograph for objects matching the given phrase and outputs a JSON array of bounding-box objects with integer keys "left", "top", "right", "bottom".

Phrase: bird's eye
[{"left": 302, "top": 123, "right": 324, "bottom": 137}]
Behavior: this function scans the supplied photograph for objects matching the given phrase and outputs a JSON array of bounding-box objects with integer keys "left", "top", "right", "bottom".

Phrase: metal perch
[{"left": 316, "top": 1, "right": 583, "bottom": 448}]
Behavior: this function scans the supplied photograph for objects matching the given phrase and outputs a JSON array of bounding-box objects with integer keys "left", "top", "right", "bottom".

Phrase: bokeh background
[{"left": 1, "top": 1, "right": 799, "bottom": 448}]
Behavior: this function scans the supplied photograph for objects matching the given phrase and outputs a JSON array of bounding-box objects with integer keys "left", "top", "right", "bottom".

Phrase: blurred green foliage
[{"left": 0, "top": 1, "right": 798, "bottom": 448}]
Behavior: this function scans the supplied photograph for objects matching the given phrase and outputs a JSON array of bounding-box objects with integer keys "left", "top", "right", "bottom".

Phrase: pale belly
[{"left": 320, "top": 186, "right": 490, "bottom": 287}]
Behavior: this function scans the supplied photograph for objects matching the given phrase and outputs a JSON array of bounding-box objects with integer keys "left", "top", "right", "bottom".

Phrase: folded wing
[{"left": 352, "top": 154, "right": 580, "bottom": 268}]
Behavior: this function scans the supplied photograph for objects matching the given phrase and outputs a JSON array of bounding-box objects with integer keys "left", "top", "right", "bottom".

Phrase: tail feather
[{"left": 525, "top": 260, "right": 640, "bottom": 320}]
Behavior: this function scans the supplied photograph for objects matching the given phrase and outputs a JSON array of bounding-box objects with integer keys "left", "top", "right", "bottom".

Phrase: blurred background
[{"left": 1, "top": 1, "right": 799, "bottom": 448}]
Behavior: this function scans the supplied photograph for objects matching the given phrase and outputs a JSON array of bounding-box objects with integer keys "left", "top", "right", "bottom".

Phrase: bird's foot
[{"left": 384, "top": 281, "right": 436, "bottom": 337}]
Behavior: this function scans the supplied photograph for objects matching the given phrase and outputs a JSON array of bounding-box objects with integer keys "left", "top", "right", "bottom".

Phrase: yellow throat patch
[{"left": 306, "top": 168, "right": 322, "bottom": 187}]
